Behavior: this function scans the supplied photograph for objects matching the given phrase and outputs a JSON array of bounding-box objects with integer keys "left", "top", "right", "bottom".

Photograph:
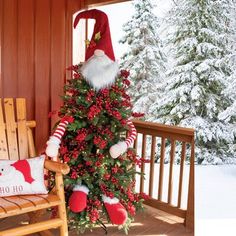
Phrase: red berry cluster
[
  {"left": 86, "top": 90, "right": 95, "bottom": 102},
  {"left": 88, "top": 208, "right": 99, "bottom": 223},
  {"left": 73, "top": 73, "right": 80, "bottom": 79},
  {"left": 86, "top": 197, "right": 102, "bottom": 222},
  {"left": 93, "top": 136, "right": 107, "bottom": 149},
  {"left": 120, "top": 69, "right": 130, "bottom": 78},
  {"left": 66, "top": 65, "right": 79, "bottom": 71},
  {"left": 88, "top": 105, "right": 101, "bottom": 120},
  {"left": 132, "top": 112, "right": 145, "bottom": 118},
  {"left": 123, "top": 78, "right": 131, "bottom": 86},
  {"left": 76, "top": 128, "right": 88, "bottom": 142},
  {"left": 127, "top": 202, "right": 136, "bottom": 216},
  {"left": 99, "top": 88, "right": 110, "bottom": 97},
  {"left": 110, "top": 110, "right": 122, "bottom": 120},
  {"left": 99, "top": 127, "right": 114, "bottom": 140}
]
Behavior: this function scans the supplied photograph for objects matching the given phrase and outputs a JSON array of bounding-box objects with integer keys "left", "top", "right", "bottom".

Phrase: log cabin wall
[{"left": 0, "top": 0, "right": 87, "bottom": 153}]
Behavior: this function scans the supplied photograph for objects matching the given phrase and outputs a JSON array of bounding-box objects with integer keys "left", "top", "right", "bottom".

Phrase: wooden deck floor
[{"left": 0, "top": 205, "right": 193, "bottom": 236}]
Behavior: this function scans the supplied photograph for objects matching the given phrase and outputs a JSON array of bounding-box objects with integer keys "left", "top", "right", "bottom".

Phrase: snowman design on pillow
[{"left": 0, "top": 160, "right": 34, "bottom": 183}]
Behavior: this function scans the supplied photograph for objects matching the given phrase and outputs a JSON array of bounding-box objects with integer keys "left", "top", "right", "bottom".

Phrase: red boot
[
  {"left": 103, "top": 195, "right": 128, "bottom": 225},
  {"left": 69, "top": 185, "right": 89, "bottom": 213}
]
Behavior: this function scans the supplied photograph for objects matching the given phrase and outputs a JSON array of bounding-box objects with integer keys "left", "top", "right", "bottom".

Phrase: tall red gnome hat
[{"left": 74, "top": 9, "right": 115, "bottom": 62}]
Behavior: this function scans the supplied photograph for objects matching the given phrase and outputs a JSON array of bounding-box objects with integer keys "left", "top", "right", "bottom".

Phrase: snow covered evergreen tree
[
  {"left": 119, "top": 0, "right": 167, "bottom": 118},
  {"left": 219, "top": 58, "right": 236, "bottom": 123},
  {"left": 219, "top": 2, "right": 236, "bottom": 123},
  {"left": 149, "top": 0, "right": 236, "bottom": 163}
]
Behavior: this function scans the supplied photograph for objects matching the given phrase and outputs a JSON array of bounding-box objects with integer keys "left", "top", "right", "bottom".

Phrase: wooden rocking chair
[{"left": 0, "top": 98, "right": 69, "bottom": 236}]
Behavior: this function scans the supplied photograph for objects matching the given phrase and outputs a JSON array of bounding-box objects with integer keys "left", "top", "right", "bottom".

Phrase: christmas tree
[
  {"left": 149, "top": 0, "right": 236, "bottom": 163},
  {"left": 119, "top": 0, "right": 167, "bottom": 118},
  {"left": 46, "top": 9, "right": 147, "bottom": 234}
]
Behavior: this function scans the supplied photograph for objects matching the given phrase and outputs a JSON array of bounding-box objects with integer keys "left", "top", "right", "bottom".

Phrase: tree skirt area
[{"left": 195, "top": 165, "right": 236, "bottom": 236}]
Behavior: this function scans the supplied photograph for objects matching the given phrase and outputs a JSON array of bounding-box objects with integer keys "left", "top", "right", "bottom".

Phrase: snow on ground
[
  {"left": 195, "top": 165, "right": 236, "bottom": 236},
  {"left": 135, "top": 163, "right": 189, "bottom": 209},
  {"left": 135, "top": 162, "right": 236, "bottom": 236}
]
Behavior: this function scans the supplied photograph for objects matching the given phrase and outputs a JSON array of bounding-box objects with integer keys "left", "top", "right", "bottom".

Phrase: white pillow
[{"left": 0, "top": 155, "right": 48, "bottom": 197}]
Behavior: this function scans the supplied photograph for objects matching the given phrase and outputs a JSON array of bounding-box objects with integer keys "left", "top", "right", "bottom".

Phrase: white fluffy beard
[{"left": 80, "top": 54, "right": 119, "bottom": 91}]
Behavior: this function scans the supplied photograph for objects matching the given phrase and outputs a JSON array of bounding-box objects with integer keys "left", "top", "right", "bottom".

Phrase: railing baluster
[
  {"left": 149, "top": 135, "right": 156, "bottom": 197},
  {"left": 168, "top": 139, "right": 176, "bottom": 204},
  {"left": 140, "top": 134, "right": 146, "bottom": 193},
  {"left": 178, "top": 142, "right": 186, "bottom": 208},
  {"left": 158, "top": 137, "right": 166, "bottom": 201},
  {"left": 185, "top": 140, "right": 195, "bottom": 229},
  {"left": 133, "top": 134, "right": 138, "bottom": 150}
]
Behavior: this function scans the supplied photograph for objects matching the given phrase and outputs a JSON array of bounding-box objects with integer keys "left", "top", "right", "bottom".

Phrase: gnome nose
[{"left": 94, "top": 49, "right": 105, "bottom": 57}]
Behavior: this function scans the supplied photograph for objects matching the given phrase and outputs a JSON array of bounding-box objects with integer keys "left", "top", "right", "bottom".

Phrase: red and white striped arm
[
  {"left": 109, "top": 119, "right": 137, "bottom": 159},
  {"left": 125, "top": 119, "right": 137, "bottom": 147},
  {"left": 46, "top": 116, "right": 74, "bottom": 160}
]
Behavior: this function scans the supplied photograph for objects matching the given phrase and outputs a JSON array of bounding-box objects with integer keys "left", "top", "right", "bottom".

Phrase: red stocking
[
  {"left": 69, "top": 185, "right": 89, "bottom": 213},
  {"left": 103, "top": 195, "right": 128, "bottom": 225}
]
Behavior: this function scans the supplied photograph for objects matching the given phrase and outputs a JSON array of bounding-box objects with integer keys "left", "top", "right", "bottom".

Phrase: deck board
[{"left": 0, "top": 205, "right": 193, "bottom": 236}]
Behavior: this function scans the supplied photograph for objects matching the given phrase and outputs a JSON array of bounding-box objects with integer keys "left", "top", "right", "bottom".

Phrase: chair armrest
[{"left": 44, "top": 160, "right": 70, "bottom": 175}]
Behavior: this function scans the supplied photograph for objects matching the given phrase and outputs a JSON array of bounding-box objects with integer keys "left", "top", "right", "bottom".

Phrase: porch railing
[{"left": 132, "top": 119, "right": 194, "bottom": 230}]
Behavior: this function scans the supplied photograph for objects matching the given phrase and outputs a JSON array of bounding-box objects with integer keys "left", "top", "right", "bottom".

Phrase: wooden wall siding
[
  {"left": 0, "top": 0, "right": 87, "bottom": 153},
  {"left": 87, "top": 0, "right": 130, "bottom": 7}
]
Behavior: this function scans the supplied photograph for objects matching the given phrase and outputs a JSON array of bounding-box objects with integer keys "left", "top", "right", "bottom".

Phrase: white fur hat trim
[
  {"left": 73, "top": 184, "right": 89, "bottom": 194},
  {"left": 102, "top": 195, "right": 119, "bottom": 204}
]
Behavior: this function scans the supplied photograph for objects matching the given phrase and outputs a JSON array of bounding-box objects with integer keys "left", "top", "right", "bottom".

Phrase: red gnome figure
[{"left": 46, "top": 9, "right": 145, "bottom": 234}]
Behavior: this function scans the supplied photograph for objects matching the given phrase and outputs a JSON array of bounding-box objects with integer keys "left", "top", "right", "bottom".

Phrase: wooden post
[{"left": 185, "top": 139, "right": 195, "bottom": 230}]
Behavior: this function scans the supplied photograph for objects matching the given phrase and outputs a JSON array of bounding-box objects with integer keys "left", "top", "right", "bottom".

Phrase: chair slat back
[
  {"left": 4, "top": 98, "right": 19, "bottom": 160},
  {"left": 16, "top": 98, "right": 29, "bottom": 159},
  {"left": 0, "top": 99, "right": 9, "bottom": 159},
  {"left": 0, "top": 98, "right": 35, "bottom": 160}
]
